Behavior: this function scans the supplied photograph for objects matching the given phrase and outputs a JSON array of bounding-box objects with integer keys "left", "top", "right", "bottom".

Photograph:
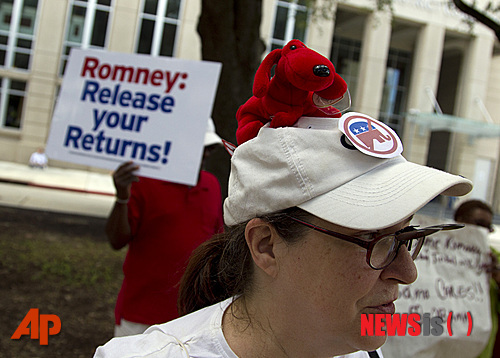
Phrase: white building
[{"left": 1, "top": 0, "right": 500, "bottom": 211}]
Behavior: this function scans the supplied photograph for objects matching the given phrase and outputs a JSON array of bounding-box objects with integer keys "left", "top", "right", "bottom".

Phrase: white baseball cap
[
  {"left": 223, "top": 114, "right": 472, "bottom": 230},
  {"left": 204, "top": 118, "right": 222, "bottom": 147}
]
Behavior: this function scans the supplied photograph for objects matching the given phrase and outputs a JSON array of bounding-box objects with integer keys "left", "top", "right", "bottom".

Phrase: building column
[
  {"left": 452, "top": 33, "right": 496, "bottom": 199},
  {"left": 354, "top": 10, "right": 391, "bottom": 118},
  {"left": 403, "top": 23, "right": 445, "bottom": 165},
  {"left": 176, "top": 0, "right": 202, "bottom": 60},
  {"left": 16, "top": 0, "right": 69, "bottom": 162},
  {"left": 306, "top": 0, "right": 336, "bottom": 58},
  {"left": 487, "top": 55, "right": 500, "bottom": 211},
  {"left": 108, "top": 1, "right": 141, "bottom": 53},
  {"left": 456, "top": 34, "right": 494, "bottom": 120}
]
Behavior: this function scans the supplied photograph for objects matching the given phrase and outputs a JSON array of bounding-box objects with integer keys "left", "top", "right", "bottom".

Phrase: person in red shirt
[{"left": 106, "top": 119, "right": 224, "bottom": 337}]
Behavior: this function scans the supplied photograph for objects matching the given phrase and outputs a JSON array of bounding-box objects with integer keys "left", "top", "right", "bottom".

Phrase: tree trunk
[
  {"left": 452, "top": 0, "right": 500, "bottom": 41},
  {"left": 198, "top": 0, "right": 265, "bottom": 198}
]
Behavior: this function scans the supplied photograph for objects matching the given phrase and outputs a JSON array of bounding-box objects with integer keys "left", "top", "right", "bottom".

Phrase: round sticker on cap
[{"left": 338, "top": 112, "right": 403, "bottom": 158}]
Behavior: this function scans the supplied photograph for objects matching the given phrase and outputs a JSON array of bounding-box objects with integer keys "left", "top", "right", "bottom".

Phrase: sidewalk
[{"left": 0, "top": 161, "right": 115, "bottom": 218}]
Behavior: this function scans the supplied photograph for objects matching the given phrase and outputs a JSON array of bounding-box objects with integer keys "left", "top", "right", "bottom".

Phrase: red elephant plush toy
[{"left": 235, "top": 39, "right": 348, "bottom": 144}]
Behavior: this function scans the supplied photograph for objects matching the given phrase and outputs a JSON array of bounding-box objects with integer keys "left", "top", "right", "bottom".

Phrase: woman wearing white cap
[{"left": 94, "top": 113, "right": 472, "bottom": 358}]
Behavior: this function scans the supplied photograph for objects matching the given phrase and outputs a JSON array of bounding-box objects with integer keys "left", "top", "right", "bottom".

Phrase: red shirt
[{"left": 115, "top": 171, "right": 223, "bottom": 325}]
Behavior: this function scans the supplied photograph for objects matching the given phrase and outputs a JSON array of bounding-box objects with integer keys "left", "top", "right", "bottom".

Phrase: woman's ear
[{"left": 245, "top": 218, "right": 280, "bottom": 278}]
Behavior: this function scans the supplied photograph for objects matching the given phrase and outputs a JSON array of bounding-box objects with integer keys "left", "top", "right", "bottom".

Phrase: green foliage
[
  {"left": 304, "top": 0, "right": 338, "bottom": 22},
  {"left": 374, "top": 0, "right": 393, "bottom": 12},
  {"left": 305, "top": 0, "right": 393, "bottom": 19},
  {"left": 304, "top": 0, "right": 499, "bottom": 41}
]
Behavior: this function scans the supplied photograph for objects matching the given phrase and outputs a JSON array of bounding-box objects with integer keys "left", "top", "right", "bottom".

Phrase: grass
[
  {"left": 4, "top": 237, "right": 122, "bottom": 289},
  {"left": 0, "top": 206, "right": 126, "bottom": 358}
]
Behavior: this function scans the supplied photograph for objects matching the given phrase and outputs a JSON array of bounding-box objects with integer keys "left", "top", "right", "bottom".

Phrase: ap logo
[{"left": 11, "top": 308, "right": 61, "bottom": 345}]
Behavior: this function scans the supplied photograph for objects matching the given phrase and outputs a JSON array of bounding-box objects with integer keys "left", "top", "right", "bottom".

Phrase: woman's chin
[{"left": 356, "top": 335, "right": 387, "bottom": 352}]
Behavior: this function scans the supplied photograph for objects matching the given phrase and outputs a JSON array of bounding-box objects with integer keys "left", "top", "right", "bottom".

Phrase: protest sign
[
  {"left": 381, "top": 214, "right": 492, "bottom": 358},
  {"left": 46, "top": 49, "right": 221, "bottom": 186}
]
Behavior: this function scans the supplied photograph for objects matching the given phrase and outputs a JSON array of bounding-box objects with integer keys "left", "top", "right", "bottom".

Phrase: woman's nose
[{"left": 380, "top": 246, "right": 418, "bottom": 284}]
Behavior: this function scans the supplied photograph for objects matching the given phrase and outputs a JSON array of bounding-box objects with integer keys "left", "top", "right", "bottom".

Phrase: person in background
[
  {"left": 454, "top": 200, "right": 494, "bottom": 233},
  {"left": 29, "top": 147, "right": 48, "bottom": 169},
  {"left": 454, "top": 199, "right": 500, "bottom": 358},
  {"left": 105, "top": 118, "right": 224, "bottom": 337},
  {"left": 95, "top": 114, "right": 472, "bottom": 357}
]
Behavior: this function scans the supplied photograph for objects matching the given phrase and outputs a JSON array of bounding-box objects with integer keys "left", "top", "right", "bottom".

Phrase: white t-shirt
[
  {"left": 29, "top": 152, "right": 48, "bottom": 166},
  {"left": 93, "top": 297, "right": 384, "bottom": 358}
]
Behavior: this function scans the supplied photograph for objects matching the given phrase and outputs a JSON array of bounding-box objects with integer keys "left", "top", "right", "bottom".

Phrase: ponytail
[
  {"left": 178, "top": 223, "right": 250, "bottom": 316},
  {"left": 178, "top": 207, "right": 312, "bottom": 316}
]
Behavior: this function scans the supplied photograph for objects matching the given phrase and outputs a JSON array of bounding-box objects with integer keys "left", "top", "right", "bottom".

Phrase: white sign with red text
[
  {"left": 381, "top": 214, "right": 492, "bottom": 358},
  {"left": 46, "top": 49, "right": 221, "bottom": 186}
]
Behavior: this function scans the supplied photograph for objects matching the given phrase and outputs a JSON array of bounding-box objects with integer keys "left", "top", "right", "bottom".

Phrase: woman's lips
[{"left": 368, "top": 302, "right": 396, "bottom": 314}]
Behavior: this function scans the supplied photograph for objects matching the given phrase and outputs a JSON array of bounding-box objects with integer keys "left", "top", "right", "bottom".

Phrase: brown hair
[
  {"left": 454, "top": 199, "right": 493, "bottom": 221},
  {"left": 178, "top": 207, "right": 313, "bottom": 316}
]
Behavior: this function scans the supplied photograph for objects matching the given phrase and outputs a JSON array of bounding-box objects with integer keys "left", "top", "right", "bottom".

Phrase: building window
[
  {"left": 378, "top": 49, "right": 412, "bottom": 135},
  {"left": 136, "top": 0, "right": 182, "bottom": 57},
  {"left": 270, "top": 0, "right": 309, "bottom": 51},
  {"left": 60, "top": 0, "right": 113, "bottom": 74},
  {"left": 0, "top": 0, "right": 39, "bottom": 70},
  {"left": 330, "top": 36, "right": 361, "bottom": 104},
  {"left": 0, "top": 77, "right": 26, "bottom": 129}
]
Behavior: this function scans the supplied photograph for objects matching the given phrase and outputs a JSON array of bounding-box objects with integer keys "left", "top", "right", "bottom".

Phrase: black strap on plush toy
[{"left": 368, "top": 351, "right": 380, "bottom": 358}]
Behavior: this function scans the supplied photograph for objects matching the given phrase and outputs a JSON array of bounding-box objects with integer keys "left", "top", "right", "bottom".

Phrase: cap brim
[{"left": 298, "top": 159, "right": 472, "bottom": 230}]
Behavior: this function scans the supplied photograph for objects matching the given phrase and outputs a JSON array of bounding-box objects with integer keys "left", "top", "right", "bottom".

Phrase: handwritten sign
[
  {"left": 381, "top": 214, "right": 492, "bottom": 358},
  {"left": 46, "top": 49, "right": 221, "bottom": 186}
]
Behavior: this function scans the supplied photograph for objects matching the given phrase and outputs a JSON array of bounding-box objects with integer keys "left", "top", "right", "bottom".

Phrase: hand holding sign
[{"left": 112, "top": 161, "right": 140, "bottom": 202}]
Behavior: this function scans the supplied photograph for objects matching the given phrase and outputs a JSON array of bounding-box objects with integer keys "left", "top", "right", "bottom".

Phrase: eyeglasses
[{"left": 287, "top": 216, "right": 464, "bottom": 270}]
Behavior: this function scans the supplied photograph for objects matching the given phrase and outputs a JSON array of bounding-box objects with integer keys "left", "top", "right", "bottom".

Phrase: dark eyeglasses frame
[{"left": 287, "top": 216, "right": 464, "bottom": 270}]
